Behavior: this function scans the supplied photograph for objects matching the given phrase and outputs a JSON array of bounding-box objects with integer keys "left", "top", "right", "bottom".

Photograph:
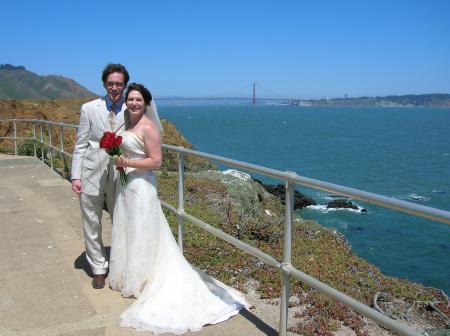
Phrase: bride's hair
[
  {"left": 125, "top": 83, "right": 152, "bottom": 105},
  {"left": 124, "top": 83, "right": 163, "bottom": 133}
]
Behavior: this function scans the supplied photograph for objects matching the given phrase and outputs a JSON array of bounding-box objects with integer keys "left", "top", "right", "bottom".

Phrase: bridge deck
[{"left": 0, "top": 154, "right": 277, "bottom": 336}]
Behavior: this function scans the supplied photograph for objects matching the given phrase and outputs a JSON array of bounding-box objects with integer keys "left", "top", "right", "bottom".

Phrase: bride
[{"left": 108, "top": 83, "right": 249, "bottom": 334}]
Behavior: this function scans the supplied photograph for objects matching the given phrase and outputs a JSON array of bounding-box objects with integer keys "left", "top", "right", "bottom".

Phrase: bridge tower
[{"left": 252, "top": 82, "right": 256, "bottom": 106}]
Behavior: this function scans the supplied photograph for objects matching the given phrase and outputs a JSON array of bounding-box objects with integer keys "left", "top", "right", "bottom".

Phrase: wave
[
  {"left": 306, "top": 204, "right": 366, "bottom": 214},
  {"left": 407, "top": 193, "right": 430, "bottom": 202}
]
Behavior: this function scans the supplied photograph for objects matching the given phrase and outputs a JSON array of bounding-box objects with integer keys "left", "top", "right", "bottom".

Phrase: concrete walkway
[{"left": 0, "top": 154, "right": 278, "bottom": 336}]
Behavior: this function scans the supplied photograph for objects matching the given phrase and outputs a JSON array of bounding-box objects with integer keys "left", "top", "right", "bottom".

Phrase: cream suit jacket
[{"left": 71, "top": 97, "right": 125, "bottom": 196}]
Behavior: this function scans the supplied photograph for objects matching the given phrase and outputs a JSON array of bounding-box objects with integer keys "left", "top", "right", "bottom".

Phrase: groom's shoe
[{"left": 92, "top": 274, "right": 106, "bottom": 289}]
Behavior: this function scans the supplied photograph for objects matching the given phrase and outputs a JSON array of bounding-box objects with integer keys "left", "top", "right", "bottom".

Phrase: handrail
[
  {"left": 3, "top": 118, "right": 447, "bottom": 336},
  {"left": 0, "top": 119, "right": 74, "bottom": 173},
  {"left": 162, "top": 144, "right": 450, "bottom": 226},
  {"left": 0, "top": 118, "right": 78, "bottom": 128}
]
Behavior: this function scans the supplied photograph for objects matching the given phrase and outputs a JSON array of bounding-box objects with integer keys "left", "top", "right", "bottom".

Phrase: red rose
[
  {"left": 100, "top": 131, "right": 119, "bottom": 151},
  {"left": 99, "top": 131, "right": 127, "bottom": 185},
  {"left": 113, "top": 135, "right": 123, "bottom": 147}
]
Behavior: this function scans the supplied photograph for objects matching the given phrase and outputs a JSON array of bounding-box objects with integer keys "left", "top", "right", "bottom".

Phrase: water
[{"left": 158, "top": 103, "right": 450, "bottom": 294}]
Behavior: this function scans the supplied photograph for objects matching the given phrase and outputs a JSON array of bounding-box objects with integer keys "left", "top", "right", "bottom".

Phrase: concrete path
[{"left": 0, "top": 154, "right": 278, "bottom": 336}]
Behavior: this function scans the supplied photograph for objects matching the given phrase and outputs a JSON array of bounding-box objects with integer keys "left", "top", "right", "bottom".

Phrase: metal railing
[
  {"left": 0, "top": 118, "right": 77, "bottom": 175},
  {"left": 2, "top": 118, "right": 450, "bottom": 336}
]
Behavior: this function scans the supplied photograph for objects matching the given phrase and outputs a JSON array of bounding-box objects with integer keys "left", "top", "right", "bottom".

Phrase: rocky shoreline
[
  {"left": 158, "top": 169, "right": 450, "bottom": 335},
  {"left": 1, "top": 98, "right": 449, "bottom": 335},
  {"left": 253, "top": 178, "right": 368, "bottom": 213}
]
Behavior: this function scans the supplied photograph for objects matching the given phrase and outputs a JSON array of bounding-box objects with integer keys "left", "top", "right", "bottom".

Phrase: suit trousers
[{"left": 79, "top": 177, "right": 116, "bottom": 275}]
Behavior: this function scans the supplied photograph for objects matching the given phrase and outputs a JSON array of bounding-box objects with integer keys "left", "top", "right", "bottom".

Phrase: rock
[
  {"left": 252, "top": 179, "right": 316, "bottom": 209},
  {"left": 193, "top": 170, "right": 274, "bottom": 218},
  {"left": 222, "top": 169, "right": 252, "bottom": 181},
  {"left": 327, "top": 199, "right": 358, "bottom": 209},
  {"left": 327, "top": 199, "right": 367, "bottom": 212}
]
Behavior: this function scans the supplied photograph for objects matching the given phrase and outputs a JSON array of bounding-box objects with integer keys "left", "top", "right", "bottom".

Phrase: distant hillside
[
  {"left": 0, "top": 64, "right": 96, "bottom": 99},
  {"left": 298, "top": 93, "right": 450, "bottom": 108}
]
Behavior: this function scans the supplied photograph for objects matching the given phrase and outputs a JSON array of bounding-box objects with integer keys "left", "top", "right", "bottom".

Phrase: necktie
[{"left": 109, "top": 107, "right": 116, "bottom": 130}]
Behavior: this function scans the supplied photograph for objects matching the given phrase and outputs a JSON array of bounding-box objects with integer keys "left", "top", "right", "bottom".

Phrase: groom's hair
[
  {"left": 126, "top": 83, "right": 152, "bottom": 105},
  {"left": 101, "top": 63, "right": 130, "bottom": 85}
]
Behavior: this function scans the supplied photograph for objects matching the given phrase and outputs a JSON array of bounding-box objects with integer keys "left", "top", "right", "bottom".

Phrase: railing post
[
  {"left": 48, "top": 123, "right": 54, "bottom": 170},
  {"left": 40, "top": 123, "right": 44, "bottom": 161},
  {"left": 13, "top": 119, "right": 17, "bottom": 155},
  {"left": 32, "top": 121, "right": 37, "bottom": 157},
  {"left": 177, "top": 150, "right": 185, "bottom": 251},
  {"left": 279, "top": 175, "right": 295, "bottom": 336},
  {"left": 60, "top": 125, "right": 67, "bottom": 178},
  {"left": 59, "top": 125, "right": 64, "bottom": 153}
]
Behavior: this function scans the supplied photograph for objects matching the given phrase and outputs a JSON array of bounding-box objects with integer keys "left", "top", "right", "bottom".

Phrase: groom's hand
[{"left": 72, "top": 179, "right": 82, "bottom": 194}]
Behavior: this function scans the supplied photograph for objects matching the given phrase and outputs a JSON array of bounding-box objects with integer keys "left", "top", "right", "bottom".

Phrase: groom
[{"left": 71, "top": 63, "right": 129, "bottom": 289}]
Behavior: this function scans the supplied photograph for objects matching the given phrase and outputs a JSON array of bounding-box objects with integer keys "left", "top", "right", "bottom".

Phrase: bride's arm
[{"left": 117, "top": 123, "right": 162, "bottom": 170}]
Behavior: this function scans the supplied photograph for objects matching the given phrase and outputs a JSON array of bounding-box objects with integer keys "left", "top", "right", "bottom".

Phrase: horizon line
[{"left": 153, "top": 93, "right": 450, "bottom": 101}]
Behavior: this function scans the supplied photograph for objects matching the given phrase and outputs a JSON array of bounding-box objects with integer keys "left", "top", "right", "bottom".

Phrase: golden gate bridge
[{"left": 156, "top": 83, "right": 302, "bottom": 106}]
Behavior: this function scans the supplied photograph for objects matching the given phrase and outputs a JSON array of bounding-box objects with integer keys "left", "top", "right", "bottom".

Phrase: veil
[{"left": 124, "top": 99, "right": 164, "bottom": 133}]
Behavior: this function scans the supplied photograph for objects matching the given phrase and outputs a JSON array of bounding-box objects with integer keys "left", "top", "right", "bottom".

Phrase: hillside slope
[{"left": 0, "top": 64, "right": 96, "bottom": 99}]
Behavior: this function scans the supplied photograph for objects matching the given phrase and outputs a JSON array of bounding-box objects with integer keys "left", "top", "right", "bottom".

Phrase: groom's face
[{"left": 104, "top": 72, "right": 125, "bottom": 105}]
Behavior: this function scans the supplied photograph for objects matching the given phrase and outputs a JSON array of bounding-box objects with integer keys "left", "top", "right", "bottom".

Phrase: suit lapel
[{"left": 97, "top": 98, "right": 110, "bottom": 131}]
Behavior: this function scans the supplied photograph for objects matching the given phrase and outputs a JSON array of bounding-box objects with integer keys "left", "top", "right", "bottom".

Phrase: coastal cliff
[
  {"left": 158, "top": 169, "right": 449, "bottom": 335},
  {"left": 0, "top": 98, "right": 448, "bottom": 335}
]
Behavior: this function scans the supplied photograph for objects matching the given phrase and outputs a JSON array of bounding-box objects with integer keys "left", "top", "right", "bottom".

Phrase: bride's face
[{"left": 127, "top": 90, "right": 146, "bottom": 117}]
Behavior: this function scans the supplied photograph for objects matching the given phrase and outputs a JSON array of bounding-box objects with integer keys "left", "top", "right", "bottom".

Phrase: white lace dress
[{"left": 108, "top": 131, "right": 249, "bottom": 334}]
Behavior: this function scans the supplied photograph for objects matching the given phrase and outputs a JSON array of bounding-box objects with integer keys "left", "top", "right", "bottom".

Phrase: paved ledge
[{"left": 0, "top": 154, "right": 277, "bottom": 336}]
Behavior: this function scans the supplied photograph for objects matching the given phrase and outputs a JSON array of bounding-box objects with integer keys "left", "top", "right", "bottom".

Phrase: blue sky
[{"left": 2, "top": 0, "right": 450, "bottom": 99}]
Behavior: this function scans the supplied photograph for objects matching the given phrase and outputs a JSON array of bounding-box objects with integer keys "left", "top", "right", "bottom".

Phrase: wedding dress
[{"left": 108, "top": 131, "right": 249, "bottom": 334}]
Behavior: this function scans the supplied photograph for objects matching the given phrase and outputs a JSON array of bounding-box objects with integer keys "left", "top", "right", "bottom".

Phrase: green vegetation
[
  {"left": 1, "top": 97, "right": 447, "bottom": 334},
  {"left": 157, "top": 171, "right": 443, "bottom": 335}
]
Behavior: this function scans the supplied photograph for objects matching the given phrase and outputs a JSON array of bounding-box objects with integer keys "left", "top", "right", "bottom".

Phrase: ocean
[{"left": 157, "top": 102, "right": 450, "bottom": 295}]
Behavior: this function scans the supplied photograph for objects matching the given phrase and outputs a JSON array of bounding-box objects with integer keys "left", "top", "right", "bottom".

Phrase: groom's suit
[{"left": 71, "top": 97, "right": 125, "bottom": 275}]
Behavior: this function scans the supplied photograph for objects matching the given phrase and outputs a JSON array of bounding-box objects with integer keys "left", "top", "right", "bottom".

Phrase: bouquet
[{"left": 99, "top": 131, "right": 127, "bottom": 186}]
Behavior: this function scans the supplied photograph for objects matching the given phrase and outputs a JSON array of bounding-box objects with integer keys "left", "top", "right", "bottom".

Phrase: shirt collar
[{"left": 105, "top": 95, "right": 124, "bottom": 114}]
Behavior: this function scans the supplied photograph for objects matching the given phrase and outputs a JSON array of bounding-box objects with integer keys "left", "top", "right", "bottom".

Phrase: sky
[{"left": 1, "top": 0, "right": 450, "bottom": 99}]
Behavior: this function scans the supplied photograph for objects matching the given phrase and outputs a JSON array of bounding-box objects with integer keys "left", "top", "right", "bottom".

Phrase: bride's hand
[{"left": 115, "top": 155, "right": 127, "bottom": 168}]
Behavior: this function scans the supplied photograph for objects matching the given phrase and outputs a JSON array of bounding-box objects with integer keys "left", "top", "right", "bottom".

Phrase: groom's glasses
[{"left": 106, "top": 81, "right": 125, "bottom": 88}]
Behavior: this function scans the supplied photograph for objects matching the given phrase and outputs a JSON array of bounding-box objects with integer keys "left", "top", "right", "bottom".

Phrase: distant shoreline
[
  {"left": 153, "top": 93, "right": 450, "bottom": 108},
  {"left": 1, "top": 94, "right": 450, "bottom": 109}
]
